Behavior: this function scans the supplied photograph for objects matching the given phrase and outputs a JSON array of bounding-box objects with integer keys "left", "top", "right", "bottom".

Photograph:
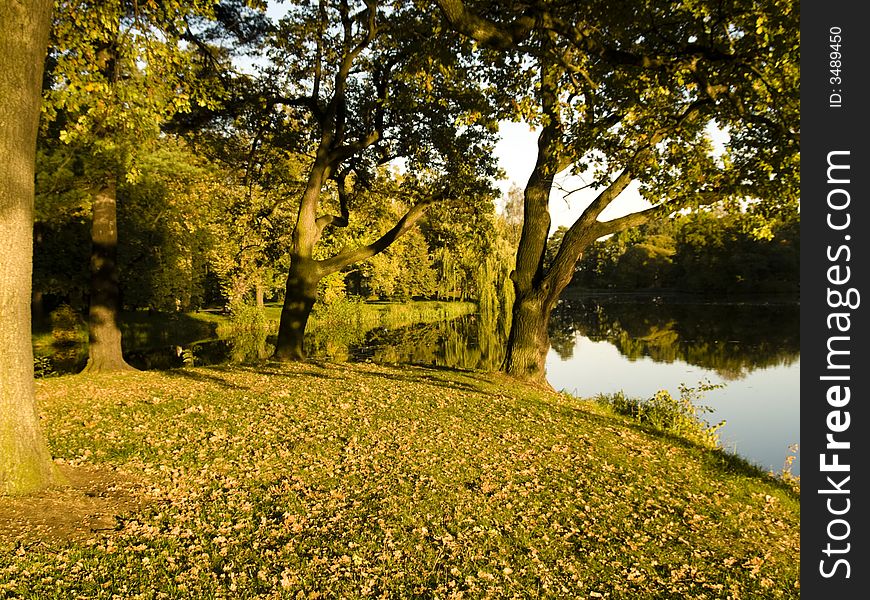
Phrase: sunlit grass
[{"left": 1, "top": 363, "right": 799, "bottom": 598}]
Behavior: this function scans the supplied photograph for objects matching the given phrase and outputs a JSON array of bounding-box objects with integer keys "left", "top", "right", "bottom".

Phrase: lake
[{"left": 545, "top": 295, "right": 800, "bottom": 476}]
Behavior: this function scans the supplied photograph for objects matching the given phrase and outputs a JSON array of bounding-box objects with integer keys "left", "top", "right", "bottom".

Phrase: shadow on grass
[
  {"left": 162, "top": 361, "right": 342, "bottom": 388},
  {"left": 351, "top": 363, "right": 502, "bottom": 398},
  {"left": 161, "top": 367, "right": 253, "bottom": 391}
]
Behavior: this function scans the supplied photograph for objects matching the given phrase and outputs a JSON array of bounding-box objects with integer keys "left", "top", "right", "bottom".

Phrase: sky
[{"left": 492, "top": 122, "right": 650, "bottom": 234}]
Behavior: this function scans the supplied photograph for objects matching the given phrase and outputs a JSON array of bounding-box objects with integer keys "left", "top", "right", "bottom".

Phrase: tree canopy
[{"left": 28, "top": 0, "right": 799, "bottom": 377}]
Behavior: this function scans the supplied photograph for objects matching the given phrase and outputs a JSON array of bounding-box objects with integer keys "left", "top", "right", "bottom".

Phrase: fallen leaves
[{"left": 0, "top": 363, "right": 801, "bottom": 598}]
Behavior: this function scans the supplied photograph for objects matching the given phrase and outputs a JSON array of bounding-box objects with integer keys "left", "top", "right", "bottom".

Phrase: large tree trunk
[
  {"left": 501, "top": 62, "right": 563, "bottom": 383},
  {"left": 273, "top": 258, "right": 322, "bottom": 361},
  {"left": 0, "top": 0, "right": 60, "bottom": 495},
  {"left": 503, "top": 289, "right": 554, "bottom": 383},
  {"left": 82, "top": 179, "right": 135, "bottom": 373}
]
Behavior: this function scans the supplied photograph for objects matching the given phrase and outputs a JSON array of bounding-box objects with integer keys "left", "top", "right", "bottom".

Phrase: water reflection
[
  {"left": 545, "top": 296, "right": 800, "bottom": 475},
  {"left": 550, "top": 297, "right": 800, "bottom": 379},
  {"left": 314, "top": 312, "right": 508, "bottom": 372}
]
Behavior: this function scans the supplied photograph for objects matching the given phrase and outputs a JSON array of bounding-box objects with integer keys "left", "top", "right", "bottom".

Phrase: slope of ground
[{"left": 1, "top": 363, "right": 799, "bottom": 599}]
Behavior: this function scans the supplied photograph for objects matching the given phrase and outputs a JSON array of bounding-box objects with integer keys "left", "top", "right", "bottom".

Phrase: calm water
[{"left": 546, "top": 297, "right": 800, "bottom": 475}]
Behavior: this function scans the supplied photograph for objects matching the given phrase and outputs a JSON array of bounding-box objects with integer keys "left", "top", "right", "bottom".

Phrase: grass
[{"left": 1, "top": 362, "right": 799, "bottom": 599}]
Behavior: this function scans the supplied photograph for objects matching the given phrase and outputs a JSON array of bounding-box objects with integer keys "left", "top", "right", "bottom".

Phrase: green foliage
[
  {"left": 117, "top": 140, "right": 217, "bottom": 312},
  {"left": 32, "top": 355, "right": 57, "bottom": 379},
  {"left": 49, "top": 304, "right": 86, "bottom": 346},
  {"left": 216, "top": 302, "right": 273, "bottom": 363},
  {"left": 575, "top": 208, "right": 799, "bottom": 293},
  {"left": 594, "top": 381, "right": 726, "bottom": 449},
  {"left": 351, "top": 231, "right": 436, "bottom": 300},
  {"left": 317, "top": 271, "right": 348, "bottom": 306}
]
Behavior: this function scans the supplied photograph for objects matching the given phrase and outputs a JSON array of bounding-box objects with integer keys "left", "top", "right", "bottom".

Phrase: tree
[
  {"left": 0, "top": 0, "right": 60, "bottom": 495},
  {"left": 254, "top": 0, "right": 498, "bottom": 360},
  {"left": 42, "top": 0, "right": 261, "bottom": 371},
  {"left": 435, "top": 0, "right": 799, "bottom": 382}
]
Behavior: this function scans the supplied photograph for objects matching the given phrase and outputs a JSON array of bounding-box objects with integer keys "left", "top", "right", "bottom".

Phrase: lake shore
[
  {"left": 559, "top": 287, "right": 800, "bottom": 305},
  {"left": 2, "top": 362, "right": 799, "bottom": 598}
]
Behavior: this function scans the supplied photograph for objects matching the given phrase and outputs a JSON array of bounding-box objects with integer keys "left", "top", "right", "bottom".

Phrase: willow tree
[
  {"left": 435, "top": 0, "right": 799, "bottom": 382},
  {"left": 259, "top": 0, "right": 498, "bottom": 360},
  {"left": 0, "top": 0, "right": 60, "bottom": 495},
  {"left": 42, "top": 0, "right": 264, "bottom": 372}
]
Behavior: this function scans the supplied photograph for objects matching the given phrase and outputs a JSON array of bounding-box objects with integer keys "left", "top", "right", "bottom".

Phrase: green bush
[
  {"left": 594, "top": 381, "right": 725, "bottom": 448},
  {"left": 49, "top": 303, "right": 85, "bottom": 346},
  {"left": 33, "top": 355, "right": 57, "bottom": 378},
  {"left": 216, "top": 302, "right": 273, "bottom": 362},
  {"left": 317, "top": 271, "right": 347, "bottom": 306}
]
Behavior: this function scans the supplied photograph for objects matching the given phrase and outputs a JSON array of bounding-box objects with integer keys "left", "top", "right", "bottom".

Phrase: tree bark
[
  {"left": 82, "top": 179, "right": 135, "bottom": 372},
  {"left": 0, "top": 0, "right": 60, "bottom": 495},
  {"left": 502, "top": 62, "right": 563, "bottom": 383},
  {"left": 503, "top": 289, "right": 555, "bottom": 384},
  {"left": 274, "top": 257, "right": 322, "bottom": 360},
  {"left": 255, "top": 281, "right": 265, "bottom": 308}
]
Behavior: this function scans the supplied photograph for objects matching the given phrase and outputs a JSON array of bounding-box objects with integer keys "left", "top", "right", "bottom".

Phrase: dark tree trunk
[
  {"left": 501, "top": 62, "right": 563, "bottom": 383},
  {"left": 31, "top": 223, "right": 47, "bottom": 326},
  {"left": 503, "top": 290, "right": 555, "bottom": 384},
  {"left": 82, "top": 179, "right": 135, "bottom": 373},
  {"left": 274, "top": 258, "right": 322, "bottom": 361},
  {"left": 0, "top": 0, "right": 60, "bottom": 495},
  {"left": 31, "top": 289, "right": 46, "bottom": 327}
]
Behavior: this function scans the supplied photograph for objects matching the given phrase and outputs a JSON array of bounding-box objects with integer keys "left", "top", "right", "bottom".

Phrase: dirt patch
[{"left": 0, "top": 463, "right": 147, "bottom": 545}]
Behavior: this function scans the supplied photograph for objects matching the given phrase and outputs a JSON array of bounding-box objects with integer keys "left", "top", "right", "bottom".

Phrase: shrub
[
  {"left": 594, "top": 381, "right": 726, "bottom": 449},
  {"left": 216, "top": 302, "right": 272, "bottom": 362},
  {"left": 33, "top": 355, "right": 57, "bottom": 378},
  {"left": 49, "top": 304, "right": 85, "bottom": 346},
  {"left": 317, "top": 271, "right": 347, "bottom": 306}
]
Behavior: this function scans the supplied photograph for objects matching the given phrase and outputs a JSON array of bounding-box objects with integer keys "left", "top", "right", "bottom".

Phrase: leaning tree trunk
[
  {"left": 274, "top": 257, "right": 322, "bottom": 361},
  {"left": 0, "top": 0, "right": 60, "bottom": 495},
  {"left": 501, "top": 61, "right": 564, "bottom": 384},
  {"left": 82, "top": 179, "right": 135, "bottom": 373}
]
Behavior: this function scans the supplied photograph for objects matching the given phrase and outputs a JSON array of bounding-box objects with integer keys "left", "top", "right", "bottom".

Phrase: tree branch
[
  {"left": 318, "top": 189, "right": 447, "bottom": 273},
  {"left": 328, "top": 129, "right": 381, "bottom": 166},
  {"left": 313, "top": 168, "right": 353, "bottom": 244},
  {"left": 433, "top": 0, "right": 536, "bottom": 50}
]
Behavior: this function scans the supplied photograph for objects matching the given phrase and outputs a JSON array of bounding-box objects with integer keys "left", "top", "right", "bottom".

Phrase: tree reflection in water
[{"left": 548, "top": 296, "right": 799, "bottom": 380}]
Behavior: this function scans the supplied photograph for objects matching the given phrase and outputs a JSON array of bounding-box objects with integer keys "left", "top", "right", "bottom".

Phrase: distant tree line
[{"left": 564, "top": 208, "right": 799, "bottom": 294}]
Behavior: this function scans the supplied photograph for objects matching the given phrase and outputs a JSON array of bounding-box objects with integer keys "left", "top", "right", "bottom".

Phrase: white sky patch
[{"left": 493, "top": 121, "right": 650, "bottom": 234}]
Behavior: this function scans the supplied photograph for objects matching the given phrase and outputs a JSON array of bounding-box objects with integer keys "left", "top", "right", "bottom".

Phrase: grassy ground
[{"left": 1, "top": 363, "right": 798, "bottom": 599}]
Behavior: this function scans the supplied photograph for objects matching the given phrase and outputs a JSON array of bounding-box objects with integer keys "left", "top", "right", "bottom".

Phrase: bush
[
  {"left": 49, "top": 304, "right": 85, "bottom": 346},
  {"left": 317, "top": 271, "right": 347, "bottom": 306},
  {"left": 594, "top": 381, "right": 725, "bottom": 448},
  {"left": 33, "top": 355, "right": 57, "bottom": 378},
  {"left": 216, "top": 302, "right": 272, "bottom": 363}
]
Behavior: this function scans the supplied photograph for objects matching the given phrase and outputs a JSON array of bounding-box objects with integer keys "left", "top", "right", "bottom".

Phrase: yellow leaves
[{"left": 15, "top": 363, "right": 801, "bottom": 597}]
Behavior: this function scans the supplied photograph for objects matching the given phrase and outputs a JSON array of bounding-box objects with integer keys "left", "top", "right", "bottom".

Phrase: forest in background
[{"left": 3, "top": 0, "right": 799, "bottom": 496}]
